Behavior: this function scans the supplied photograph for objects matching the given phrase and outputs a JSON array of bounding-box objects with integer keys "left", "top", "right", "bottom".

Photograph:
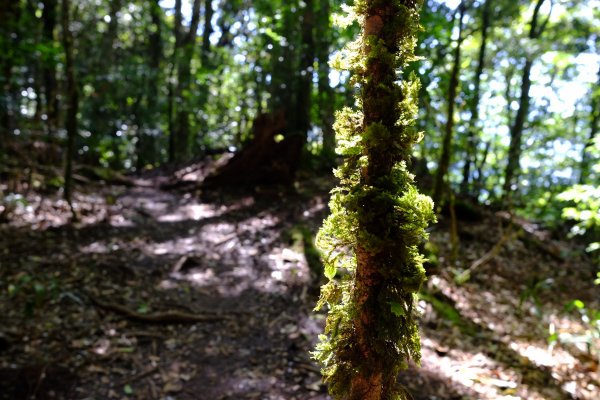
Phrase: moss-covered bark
[{"left": 314, "top": 1, "right": 435, "bottom": 399}]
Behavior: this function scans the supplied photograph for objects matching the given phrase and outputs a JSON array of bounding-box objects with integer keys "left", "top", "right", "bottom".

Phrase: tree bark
[
  {"left": 461, "top": 0, "right": 491, "bottom": 197},
  {"left": 296, "top": 0, "right": 315, "bottom": 139},
  {"left": 61, "top": 0, "right": 78, "bottom": 217},
  {"left": 0, "top": 0, "right": 21, "bottom": 146},
  {"left": 433, "top": 1, "right": 467, "bottom": 207},
  {"left": 502, "top": 0, "right": 549, "bottom": 201},
  {"left": 201, "top": 0, "right": 213, "bottom": 67},
  {"left": 172, "top": 0, "right": 202, "bottom": 162},
  {"left": 316, "top": 0, "right": 335, "bottom": 161},
  {"left": 136, "top": 0, "right": 163, "bottom": 169},
  {"left": 42, "top": 0, "right": 59, "bottom": 137}
]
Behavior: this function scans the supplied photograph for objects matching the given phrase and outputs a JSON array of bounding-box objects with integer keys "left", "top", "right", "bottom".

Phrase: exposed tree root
[{"left": 87, "top": 293, "right": 231, "bottom": 324}]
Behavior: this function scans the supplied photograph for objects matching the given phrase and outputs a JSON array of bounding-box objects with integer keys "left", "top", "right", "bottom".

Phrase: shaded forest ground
[{"left": 0, "top": 162, "right": 599, "bottom": 400}]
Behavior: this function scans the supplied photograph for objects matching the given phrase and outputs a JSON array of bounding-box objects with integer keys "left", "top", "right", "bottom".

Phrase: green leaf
[
  {"left": 573, "top": 300, "right": 585, "bottom": 309},
  {"left": 137, "top": 303, "right": 149, "bottom": 314},
  {"left": 389, "top": 301, "right": 405, "bottom": 317},
  {"left": 324, "top": 263, "right": 336, "bottom": 280},
  {"left": 123, "top": 384, "right": 133, "bottom": 395}
]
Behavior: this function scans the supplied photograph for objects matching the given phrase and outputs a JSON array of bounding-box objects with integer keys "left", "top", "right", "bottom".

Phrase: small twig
[
  {"left": 469, "top": 227, "right": 514, "bottom": 272},
  {"left": 455, "top": 226, "right": 515, "bottom": 283},
  {"left": 119, "top": 366, "right": 159, "bottom": 385},
  {"left": 294, "top": 361, "right": 321, "bottom": 374},
  {"left": 87, "top": 292, "right": 231, "bottom": 324},
  {"left": 125, "top": 330, "right": 165, "bottom": 340},
  {"left": 30, "top": 363, "right": 50, "bottom": 400},
  {"left": 213, "top": 232, "right": 237, "bottom": 247},
  {"left": 171, "top": 256, "right": 188, "bottom": 273}
]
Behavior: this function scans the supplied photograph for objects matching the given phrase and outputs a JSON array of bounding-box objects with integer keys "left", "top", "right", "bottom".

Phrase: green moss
[{"left": 313, "top": 1, "right": 434, "bottom": 399}]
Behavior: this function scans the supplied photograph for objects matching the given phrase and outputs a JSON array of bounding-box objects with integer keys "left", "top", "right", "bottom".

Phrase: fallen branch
[
  {"left": 87, "top": 293, "right": 230, "bottom": 324},
  {"left": 470, "top": 227, "right": 514, "bottom": 272},
  {"left": 455, "top": 226, "right": 515, "bottom": 283}
]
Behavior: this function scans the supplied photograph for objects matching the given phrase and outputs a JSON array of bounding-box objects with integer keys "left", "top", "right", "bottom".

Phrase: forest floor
[{"left": 0, "top": 163, "right": 599, "bottom": 400}]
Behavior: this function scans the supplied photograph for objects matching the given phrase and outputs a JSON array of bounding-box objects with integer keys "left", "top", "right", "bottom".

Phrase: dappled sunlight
[
  {"left": 80, "top": 240, "right": 111, "bottom": 254},
  {"left": 420, "top": 337, "right": 524, "bottom": 400},
  {"left": 158, "top": 237, "right": 311, "bottom": 297},
  {"left": 509, "top": 340, "right": 570, "bottom": 367},
  {"left": 156, "top": 203, "right": 218, "bottom": 222},
  {"left": 268, "top": 247, "right": 311, "bottom": 284},
  {"left": 423, "top": 215, "right": 600, "bottom": 399},
  {"left": 1, "top": 191, "right": 112, "bottom": 229}
]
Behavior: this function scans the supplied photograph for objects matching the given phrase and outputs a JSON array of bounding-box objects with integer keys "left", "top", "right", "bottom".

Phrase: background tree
[
  {"left": 502, "top": 0, "right": 551, "bottom": 202},
  {"left": 61, "top": 0, "right": 78, "bottom": 219},
  {"left": 460, "top": 0, "right": 492, "bottom": 197},
  {"left": 170, "top": 0, "right": 202, "bottom": 162},
  {"left": 433, "top": 0, "right": 468, "bottom": 207}
]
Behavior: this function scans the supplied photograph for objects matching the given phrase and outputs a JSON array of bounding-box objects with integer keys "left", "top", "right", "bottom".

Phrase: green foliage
[
  {"left": 558, "top": 182, "right": 600, "bottom": 255},
  {"left": 313, "top": 1, "right": 435, "bottom": 398},
  {"left": 8, "top": 272, "right": 60, "bottom": 318}
]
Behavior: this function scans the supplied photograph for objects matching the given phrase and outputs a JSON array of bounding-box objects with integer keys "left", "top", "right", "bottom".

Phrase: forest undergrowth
[{"left": 0, "top": 161, "right": 598, "bottom": 400}]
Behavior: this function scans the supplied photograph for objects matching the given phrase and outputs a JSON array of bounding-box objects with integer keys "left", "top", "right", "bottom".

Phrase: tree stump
[{"left": 203, "top": 110, "right": 304, "bottom": 186}]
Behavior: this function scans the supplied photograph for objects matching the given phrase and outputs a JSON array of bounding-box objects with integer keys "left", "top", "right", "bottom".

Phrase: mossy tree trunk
[{"left": 314, "top": 1, "right": 435, "bottom": 400}]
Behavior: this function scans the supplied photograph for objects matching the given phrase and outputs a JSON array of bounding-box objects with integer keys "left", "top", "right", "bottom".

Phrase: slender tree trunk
[
  {"left": 474, "top": 140, "right": 491, "bottom": 196},
  {"left": 172, "top": 0, "right": 202, "bottom": 161},
  {"left": 42, "top": 0, "right": 59, "bottom": 137},
  {"left": 579, "top": 66, "right": 600, "bottom": 184},
  {"left": 269, "top": 2, "right": 299, "bottom": 131},
  {"left": 61, "top": 0, "right": 78, "bottom": 219},
  {"left": 297, "top": 0, "right": 315, "bottom": 138},
  {"left": 0, "top": 0, "right": 21, "bottom": 146},
  {"left": 502, "top": 0, "right": 549, "bottom": 201},
  {"left": 350, "top": 0, "right": 431, "bottom": 394},
  {"left": 201, "top": 0, "right": 213, "bottom": 67},
  {"left": 168, "top": 0, "right": 182, "bottom": 163},
  {"left": 105, "top": 0, "right": 122, "bottom": 170},
  {"left": 136, "top": 0, "right": 163, "bottom": 169},
  {"left": 316, "top": 0, "right": 335, "bottom": 160},
  {"left": 461, "top": 0, "right": 491, "bottom": 196},
  {"left": 433, "top": 1, "right": 467, "bottom": 207}
]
